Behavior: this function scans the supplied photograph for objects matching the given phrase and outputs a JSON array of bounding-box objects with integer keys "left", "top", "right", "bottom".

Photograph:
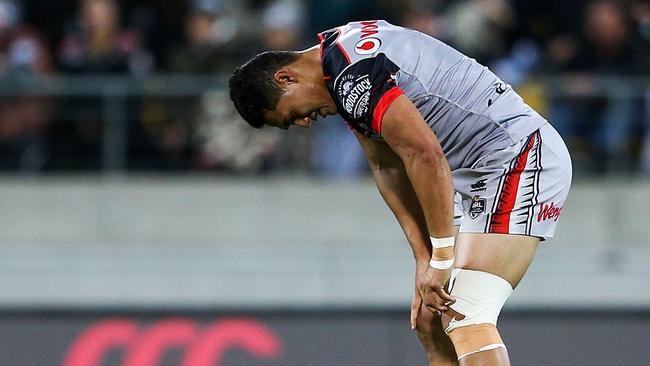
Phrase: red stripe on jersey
[
  {"left": 488, "top": 133, "right": 537, "bottom": 234},
  {"left": 335, "top": 28, "right": 351, "bottom": 64},
  {"left": 317, "top": 32, "right": 325, "bottom": 60},
  {"left": 371, "top": 86, "right": 403, "bottom": 134}
]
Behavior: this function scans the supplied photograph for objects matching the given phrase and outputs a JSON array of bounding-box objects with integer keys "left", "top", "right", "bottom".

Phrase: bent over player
[{"left": 229, "top": 20, "right": 572, "bottom": 366}]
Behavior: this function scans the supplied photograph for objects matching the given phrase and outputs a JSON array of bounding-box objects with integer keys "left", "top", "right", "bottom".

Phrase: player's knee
[
  {"left": 440, "top": 269, "right": 513, "bottom": 360},
  {"left": 415, "top": 308, "right": 445, "bottom": 344},
  {"left": 448, "top": 323, "right": 506, "bottom": 361},
  {"left": 442, "top": 269, "right": 513, "bottom": 333},
  {"left": 415, "top": 307, "right": 457, "bottom": 362}
]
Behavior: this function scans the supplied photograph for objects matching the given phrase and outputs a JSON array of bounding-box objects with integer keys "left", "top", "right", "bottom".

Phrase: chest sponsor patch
[{"left": 336, "top": 73, "right": 371, "bottom": 119}]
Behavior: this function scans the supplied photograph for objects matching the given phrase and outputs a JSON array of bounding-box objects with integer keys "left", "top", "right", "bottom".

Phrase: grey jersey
[{"left": 318, "top": 20, "right": 548, "bottom": 171}]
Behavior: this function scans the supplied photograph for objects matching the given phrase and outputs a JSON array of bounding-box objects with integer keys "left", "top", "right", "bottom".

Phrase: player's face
[{"left": 263, "top": 73, "right": 337, "bottom": 130}]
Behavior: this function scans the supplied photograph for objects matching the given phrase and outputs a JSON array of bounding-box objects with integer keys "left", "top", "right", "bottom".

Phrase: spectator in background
[
  {"left": 305, "top": 0, "right": 405, "bottom": 37},
  {"left": 305, "top": 0, "right": 362, "bottom": 38},
  {"left": 51, "top": 0, "right": 153, "bottom": 170},
  {"left": 154, "top": 1, "right": 229, "bottom": 170},
  {"left": 157, "top": 0, "right": 283, "bottom": 172},
  {"left": 166, "top": 0, "right": 245, "bottom": 73},
  {"left": 0, "top": 0, "right": 54, "bottom": 172},
  {"left": 399, "top": 0, "right": 446, "bottom": 39},
  {"left": 261, "top": 0, "right": 305, "bottom": 50},
  {"left": 445, "top": 0, "right": 516, "bottom": 65},
  {"left": 59, "top": 0, "right": 151, "bottom": 74},
  {"left": 631, "top": 1, "right": 650, "bottom": 46},
  {"left": 548, "top": 0, "right": 650, "bottom": 173},
  {"left": 140, "top": 0, "right": 264, "bottom": 170},
  {"left": 629, "top": 1, "right": 650, "bottom": 174}
]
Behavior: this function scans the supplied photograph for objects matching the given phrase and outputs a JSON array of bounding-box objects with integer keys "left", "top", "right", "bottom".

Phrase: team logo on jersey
[
  {"left": 336, "top": 74, "right": 371, "bottom": 119},
  {"left": 469, "top": 195, "right": 486, "bottom": 219},
  {"left": 354, "top": 37, "right": 381, "bottom": 55}
]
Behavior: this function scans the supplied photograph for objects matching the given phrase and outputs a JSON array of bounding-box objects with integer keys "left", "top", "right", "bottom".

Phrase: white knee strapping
[
  {"left": 444, "top": 269, "right": 514, "bottom": 334},
  {"left": 458, "top": 343, "right": 507, "bottom": 360}
]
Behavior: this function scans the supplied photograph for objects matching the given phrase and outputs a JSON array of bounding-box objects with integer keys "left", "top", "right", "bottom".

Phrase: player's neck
[{"left": 295, "top": 47, "right": 326, "bottom": 85}]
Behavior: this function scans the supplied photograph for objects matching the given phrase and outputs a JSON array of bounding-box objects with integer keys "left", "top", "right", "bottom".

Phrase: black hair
[{"left": 228, "top": 51, "right": 300, "bottom": 128}]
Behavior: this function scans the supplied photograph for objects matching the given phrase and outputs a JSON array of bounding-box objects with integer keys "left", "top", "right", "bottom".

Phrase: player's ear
[{"left": 274, "top": 68, "right": 297, "bottom": 87}]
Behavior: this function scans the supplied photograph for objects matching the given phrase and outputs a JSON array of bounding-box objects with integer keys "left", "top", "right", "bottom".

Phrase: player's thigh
[{"left": 454, "top": 233, "right": 539, "bottom": 288}]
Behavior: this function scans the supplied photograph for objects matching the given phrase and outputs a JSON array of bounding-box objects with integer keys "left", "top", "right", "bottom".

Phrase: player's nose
[{"left": 295, "top": 118, "right": 312, "bottom": 128}]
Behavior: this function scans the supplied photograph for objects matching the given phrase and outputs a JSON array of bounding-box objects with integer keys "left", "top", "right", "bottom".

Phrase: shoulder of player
[{"left": 319, "top": 20, "right": 402, "bottom": 67}]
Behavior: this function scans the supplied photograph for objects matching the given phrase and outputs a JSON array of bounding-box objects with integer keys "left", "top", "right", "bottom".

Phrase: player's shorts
[{"left": 452, "top": 123, "right": 572, "bottom": 239}]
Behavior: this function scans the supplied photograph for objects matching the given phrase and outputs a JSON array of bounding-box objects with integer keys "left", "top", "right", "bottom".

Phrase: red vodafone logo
[
  {"left": 354, "top": 38, "right": 381, "bottom": 55},
  {"left": 63, "top": 317, "right": 282, "bottom": 366}
]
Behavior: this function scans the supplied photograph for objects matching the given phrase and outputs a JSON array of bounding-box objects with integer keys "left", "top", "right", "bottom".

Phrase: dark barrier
[{"left": 0, "top": 309, "right": 648, "bottom": 366}]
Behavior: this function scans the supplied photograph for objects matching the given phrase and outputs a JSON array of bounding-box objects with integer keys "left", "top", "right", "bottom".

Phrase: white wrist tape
[
  {"left": 429, "top": 257, "right": 455, "bottom": 270},
  {"left": 430, "top": 236, "right": 455, "bottom": 249}
]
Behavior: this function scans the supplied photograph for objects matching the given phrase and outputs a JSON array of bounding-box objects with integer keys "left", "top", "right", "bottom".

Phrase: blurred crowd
[{"left": 0, "top": 0, "right": 648, "bottom": 176}]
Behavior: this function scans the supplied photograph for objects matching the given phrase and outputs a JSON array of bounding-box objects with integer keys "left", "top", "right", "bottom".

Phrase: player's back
[{"left": 330, "top": 21, "right": 547, "bottom": 170}]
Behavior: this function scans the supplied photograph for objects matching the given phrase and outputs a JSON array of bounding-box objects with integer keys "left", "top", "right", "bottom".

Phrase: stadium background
[{"left": 0, "top": 0, "right": 649, "bottom": 365}]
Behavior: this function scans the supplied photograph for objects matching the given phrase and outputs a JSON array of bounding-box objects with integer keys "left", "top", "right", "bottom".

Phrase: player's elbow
[
  {"left": 418, "top": 147, "right": 446, "bottom": 168},
  {"left": 395, "top": 141, "right": 445, "bottom": 170}
]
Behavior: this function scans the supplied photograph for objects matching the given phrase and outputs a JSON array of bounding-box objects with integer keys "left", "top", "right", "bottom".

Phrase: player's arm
[
  {"left": 380, "top": 95, "right": 455, "bottom": 257},
  {"left": 353, "top": 130, "right": 432, "bottom": 263},
  {"left": 354, "top": 129, "right": 450, "bottom": 325},
  {"left": 378, "top": 94, "right": 456, "bottom": 308}
]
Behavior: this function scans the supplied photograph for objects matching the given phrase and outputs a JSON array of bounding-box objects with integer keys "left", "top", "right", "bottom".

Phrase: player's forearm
[
  {"left": 372, "top": 164, "right": 433, "bottom": 262},
  {"left": 400, "top": 151, "right": 455, "bottom": 260}
]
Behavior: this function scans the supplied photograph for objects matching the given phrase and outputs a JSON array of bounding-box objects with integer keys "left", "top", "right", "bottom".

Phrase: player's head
[{"left": 228, "top": 49, "right": 337, "bottom": 130}]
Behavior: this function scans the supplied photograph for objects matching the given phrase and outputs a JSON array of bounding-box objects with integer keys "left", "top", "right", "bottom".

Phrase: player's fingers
[
  {"left": 424, "top": 303, "right": 447, "bottom": 314},
  {"left": 410, "top": 294, "right": 422, "bottom": 330},
  {"left": 436, "top": 287, "right": 456, "bottom": 304},
  {"left": 423, "top": 293, "right": 448, "bottom": 313}
]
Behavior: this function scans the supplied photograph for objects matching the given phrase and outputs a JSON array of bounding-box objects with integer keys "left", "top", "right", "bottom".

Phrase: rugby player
[{"left": 228, "top": 20, "right": 572, "bottom": 366}]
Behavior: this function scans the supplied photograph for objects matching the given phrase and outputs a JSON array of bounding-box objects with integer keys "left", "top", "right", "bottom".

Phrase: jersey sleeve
[
  {"left": 367, "top": 55, "right": 404, "bottom": 135},
  {"left": 334, "top": 54, "right": 403, "bottom": 138},
  {"left": 319, "top": 28, "right": 403, "bottom": 138}
]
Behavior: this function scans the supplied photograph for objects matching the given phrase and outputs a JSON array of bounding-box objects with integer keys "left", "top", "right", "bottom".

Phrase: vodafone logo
[{"left": 354, "top": 38, "right": 381, "bottom": 55}]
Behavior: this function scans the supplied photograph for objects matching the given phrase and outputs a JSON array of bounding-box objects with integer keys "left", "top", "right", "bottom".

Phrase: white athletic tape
[
  {"left": 457, "top": 343, "right": 506, "bottom": 360},
  {"left": 429, "top": 257, "right": 455, "bottom": 270},
  {"left": 444, "top": 269, "right": 513, "bottom": 334},
  {"left": 430, "top": 236, "right": 455, "bottom": 249}
]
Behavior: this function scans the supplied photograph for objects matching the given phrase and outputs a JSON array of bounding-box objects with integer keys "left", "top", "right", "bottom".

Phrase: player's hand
[
  {"left": 411, "top": 260, "right": 429, "bottom": 330},
  {"left": 410, "top": 291, "right": 422, "bottom": 330},
  {"left": 418, "top": 266, "right": 455, "bottom": 314},
  {"left": 411, "top": 261, "right": 453, "bottom": 329}
]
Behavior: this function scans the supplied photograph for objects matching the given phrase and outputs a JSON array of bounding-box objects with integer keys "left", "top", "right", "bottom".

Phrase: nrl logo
[{"left": 469, "top": 195, "right": 486, "bottom": 219}]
